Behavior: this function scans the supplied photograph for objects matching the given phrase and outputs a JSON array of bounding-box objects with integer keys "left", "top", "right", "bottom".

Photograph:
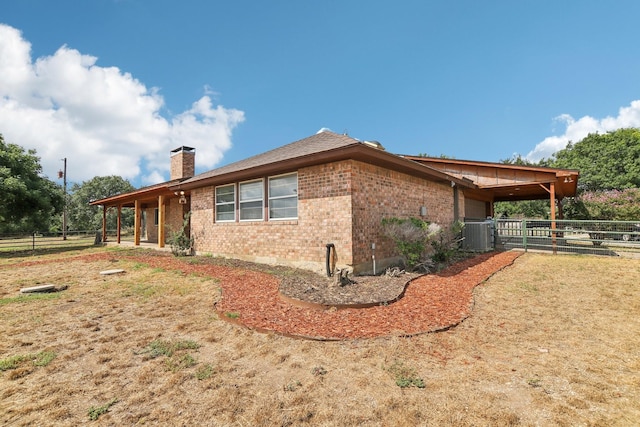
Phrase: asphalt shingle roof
[{"left": 181, "top": 130, "right": 359, "bottom": 185}]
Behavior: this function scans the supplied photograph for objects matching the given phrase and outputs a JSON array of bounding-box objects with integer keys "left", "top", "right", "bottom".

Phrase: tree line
[
  {"left": 2, "top": 128, "right": 639, "bottom": 234},
  {"left": 1, "top": 134, "right": 134, "bottom": 234}
]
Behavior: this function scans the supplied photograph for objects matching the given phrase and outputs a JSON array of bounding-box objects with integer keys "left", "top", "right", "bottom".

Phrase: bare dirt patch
[{"left": 1, "top": 247, "right": 639, "bottom": 426}]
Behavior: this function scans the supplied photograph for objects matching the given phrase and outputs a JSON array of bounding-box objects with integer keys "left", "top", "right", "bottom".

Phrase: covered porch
[
  {"left": 90, "top": 181, "right": 191, "bottom": 249},
  {"left": 404, "top": 156, "right": 579, "bottom": 219}
]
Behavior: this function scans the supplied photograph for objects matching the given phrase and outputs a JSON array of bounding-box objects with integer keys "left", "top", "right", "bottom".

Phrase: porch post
[
  {"left": 102, "top": 206, "right": 107, "bottom": 242},
  {"left": 134, "top": 200, "right": 141, "bottom": 246},
  {"left": 557, "top": 198, "right": 564, "bottom": 220},
  {"left": 117, "top": 205, "right": 122, "bottom": 244},
  {"left": 550, "top": 182, "right": 557, "bottom": 254},
  {"left": 158, "top": 195, "right": 165, "bottom": 248}
]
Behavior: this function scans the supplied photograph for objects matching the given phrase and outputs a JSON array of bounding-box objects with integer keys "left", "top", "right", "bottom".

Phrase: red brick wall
[
  {"left": 350, "top": 161, "right": 456, "bottom": 272},
  {"left": 189, "top": 159, "right": 456, "bottom": 274},
  {"left": 190, "top": 161, "right": 354, "bottom": 273},
  {"left": 143, "top": 199, "right": 188, "bottom": 244}
]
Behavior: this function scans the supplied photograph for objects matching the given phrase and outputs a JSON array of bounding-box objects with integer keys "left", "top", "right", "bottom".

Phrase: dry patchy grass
[{"left": 0, "top": 248, "right": 639, "bottom": 426}]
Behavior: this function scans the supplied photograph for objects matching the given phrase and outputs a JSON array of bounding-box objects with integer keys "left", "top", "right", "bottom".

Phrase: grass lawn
[{"left": 1, "top": 247, "right": 639, "bottom": 426}]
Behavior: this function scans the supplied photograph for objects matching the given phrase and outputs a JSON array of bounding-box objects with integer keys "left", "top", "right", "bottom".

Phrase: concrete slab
[
  {"left": 99, "top": 269, "right": 126, "bottom": 275},
  {"left": 20, "top": 284, "right": 56, "bottom": 293}
]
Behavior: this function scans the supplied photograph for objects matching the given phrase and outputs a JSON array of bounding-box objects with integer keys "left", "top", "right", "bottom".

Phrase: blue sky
[{"left": 2, "top": 0, "right": 640, "bottom": 188}]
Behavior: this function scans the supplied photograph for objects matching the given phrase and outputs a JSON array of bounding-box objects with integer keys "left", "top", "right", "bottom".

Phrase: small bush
[
  {"left": 168, "top": 212, "right": 194, "bottom": 256},
  {"left": 431, "top": 220, "right": 465, "bottom": 264},
  {"left": 381, "top": 217, "right": 443, "bottom": 271}
]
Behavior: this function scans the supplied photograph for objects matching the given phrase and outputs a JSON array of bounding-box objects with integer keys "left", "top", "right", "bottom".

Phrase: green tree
[
  {"left": 564, "top": 189, "right": 640, "bottom": 221},
  {"left": 494, "top": 200, "right": 550, "bottom": 219},
  {"left": 549, "top": 128, "right": 640, "bottom": 191},
  {"left": 0, "top": 135, "right": 64, "bottom": 233},
  {"left": 67, "top": 176, "right": 135, "bottom": 231},
  {"left": 499, "top": 154, "right": 536, "bottom": 166}
]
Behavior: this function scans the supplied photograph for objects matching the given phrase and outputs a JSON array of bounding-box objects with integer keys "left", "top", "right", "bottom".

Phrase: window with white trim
[
  {"left": 215, "top": 184, "right": 236, "bottom": 222},
  {"left": 239, "top": 180, "right": 264, "bottom": 221},
  {"left": 269, "top": 173, "right": 298, "bottom": 220}
]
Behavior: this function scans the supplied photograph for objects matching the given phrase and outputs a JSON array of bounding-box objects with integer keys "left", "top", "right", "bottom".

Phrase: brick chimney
[{"left": 170, "top": 146, "right": 195, "bottom": 180}]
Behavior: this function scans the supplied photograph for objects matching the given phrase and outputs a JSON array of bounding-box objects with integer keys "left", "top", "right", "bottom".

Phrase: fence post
[
  {"left": 32, "top": 232, "right": 36, "bottom": 251},
  {"left": 522, "top": 219, "right": 528, "bottom": 252}
]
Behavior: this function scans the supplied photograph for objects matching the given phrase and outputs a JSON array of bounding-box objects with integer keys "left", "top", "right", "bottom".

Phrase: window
[
  {"left": 269, "top": 173, "right": 298, "bottom": 220},
  {"left": 215, "top": 184, "right": 236, "bottom": 222},
  {"left": 239, "top": 180, "right": 263, "bottom": 221},
  {"left": 154, "top": 208, "right": 159, "bottom": 226}
]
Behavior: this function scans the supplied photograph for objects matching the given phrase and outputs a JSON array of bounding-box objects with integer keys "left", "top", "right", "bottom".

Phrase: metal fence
[
  {"left": 494, "top": 219, "right": 640, "bottom": 256},
  {"left": 0, "top": 230, "right": 106, "bottom": 253}
]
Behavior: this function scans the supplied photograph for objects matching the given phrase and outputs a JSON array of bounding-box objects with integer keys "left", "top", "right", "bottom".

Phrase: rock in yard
[
  {"left": 20, "top": 284, "right": 56, "bottom": 293},
  {"left": 100, "top": 269, "right": 126, "bottom": 275}
]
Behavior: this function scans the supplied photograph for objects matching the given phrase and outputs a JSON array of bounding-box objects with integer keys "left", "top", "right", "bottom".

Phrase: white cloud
[
  {"left": 527, "top": 100, "right": 640, "bottom": 161},
  {"left": 0, "top": 24, "right": 245, "bottom": 186}
]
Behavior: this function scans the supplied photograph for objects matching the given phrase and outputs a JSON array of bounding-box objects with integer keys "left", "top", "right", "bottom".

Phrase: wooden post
[
  {"left": 158, "top": 195, "right": 165, "bottom": 248},
  {"left": 102, "top": 206, "right": 107, "bottom": 242},
  {"left": 134, "top": 200, "right": 141, "bottom": 246},
  {"left": 117, "top": 205, "right": 122, "bottom": 244},
  {"left": 550, "top": 182, "right": 557, "bottom": 254}
]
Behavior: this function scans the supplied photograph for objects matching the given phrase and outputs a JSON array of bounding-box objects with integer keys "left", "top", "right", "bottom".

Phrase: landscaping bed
[{"left": 216, "top": 250, "right": 522, "bottom": 340}]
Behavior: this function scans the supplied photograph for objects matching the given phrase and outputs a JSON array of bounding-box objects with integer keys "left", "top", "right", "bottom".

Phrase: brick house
[{"left": 91, "top": 130, "right": 578, "bottom": 274}]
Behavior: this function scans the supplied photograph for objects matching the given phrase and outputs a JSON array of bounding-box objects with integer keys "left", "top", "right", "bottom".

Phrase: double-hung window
[
  {"left": 239, "top": 180, "right": 263, "bottom": 221},
  {"left": 268, "top": 173, "right": 298, "bottom": 220},
  {"left": 215, "top": 184, "right": 236, "bottom": 222}
]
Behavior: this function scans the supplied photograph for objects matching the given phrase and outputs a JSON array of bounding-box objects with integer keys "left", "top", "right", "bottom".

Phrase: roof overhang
[
  {"left": 171, "top": 144, "right": 477, "bottom": 192},
  {"left": 402, "top": 156, "right": 579, "bottom": 202},
  {"left": 89, "top": 179, "right": 185, "bottom": 208}
]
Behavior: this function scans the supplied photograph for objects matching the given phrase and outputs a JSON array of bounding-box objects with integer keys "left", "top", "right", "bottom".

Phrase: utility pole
[{"left": 59, "top": 158, "right": 67, "bottom": 240}]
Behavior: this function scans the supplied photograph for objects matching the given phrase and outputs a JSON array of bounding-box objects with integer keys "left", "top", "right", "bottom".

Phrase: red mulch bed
[
  {"left": 215, "top": 250, "right": 522, "bottom": 340},
  {"left": 2, "top": 250, "right": 521, "bottom": 341}
]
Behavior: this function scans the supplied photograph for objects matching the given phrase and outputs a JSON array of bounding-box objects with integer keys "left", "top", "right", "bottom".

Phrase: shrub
[
  {"left": 168, "top": 212, "right": 194, "bottom": 256},
  {"left": 431, "top": 220, "right": 465, "bottom": 263},
  {"left": 381, "top": 217, "right": 465, "bottom": 271},
  {"left": 381, "top": 217, "right": 440, "bottom": 270}
]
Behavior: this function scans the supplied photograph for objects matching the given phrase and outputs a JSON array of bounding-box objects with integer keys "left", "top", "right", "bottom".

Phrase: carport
[{"left": 403, "top": 156, "right": 580, "bottom": 250}]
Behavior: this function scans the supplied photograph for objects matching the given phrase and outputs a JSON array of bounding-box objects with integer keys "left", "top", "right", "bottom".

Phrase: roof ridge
[{"left": 182, "top": 130, "right": 361, "bottom": 184}]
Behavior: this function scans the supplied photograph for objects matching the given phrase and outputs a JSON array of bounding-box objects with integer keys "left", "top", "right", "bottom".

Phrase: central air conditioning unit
[{"left": 462, "top": 220, "right": 494, "bottom": 252}]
